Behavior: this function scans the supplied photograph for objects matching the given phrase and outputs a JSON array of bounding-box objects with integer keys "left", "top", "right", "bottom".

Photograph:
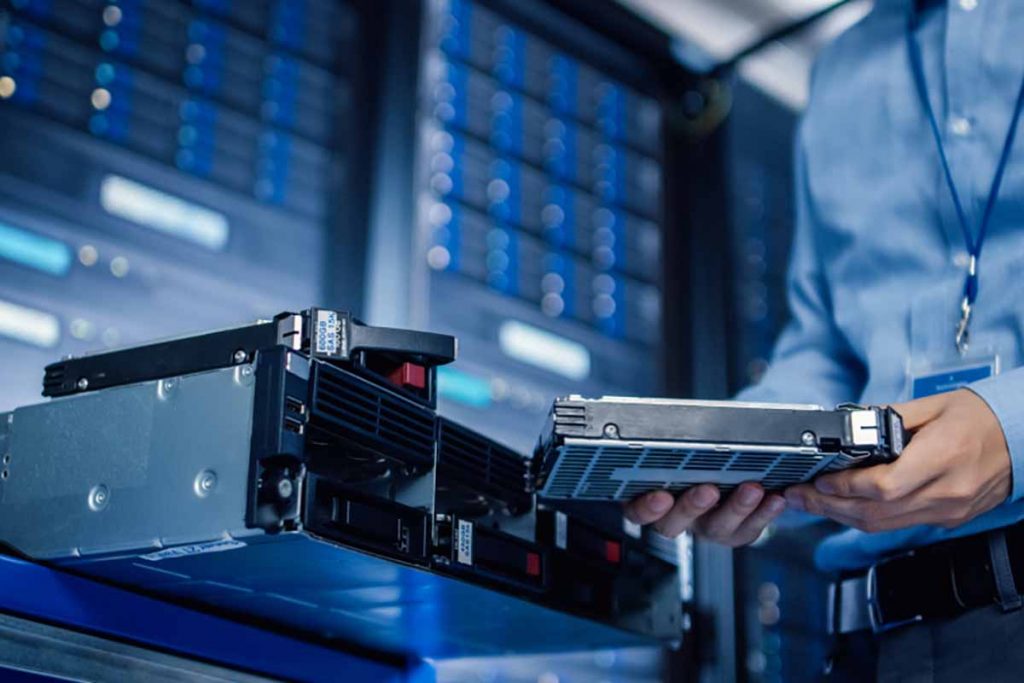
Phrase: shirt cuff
[{"left": 970, "top": 367, "right": 1024, "bottom": 503}]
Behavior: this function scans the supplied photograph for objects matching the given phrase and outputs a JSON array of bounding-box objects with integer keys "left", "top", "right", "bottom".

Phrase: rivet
[
  {"left": 194, "top": 470, "right": 217, "bottom": 497},
  {"left": 88, "top": 484, "right": 110, "bottom": 511}
]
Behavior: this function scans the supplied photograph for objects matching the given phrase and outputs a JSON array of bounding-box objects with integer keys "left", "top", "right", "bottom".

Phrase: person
[{"left": 626, "top": 0, "right": 1024, "bottom": 679}]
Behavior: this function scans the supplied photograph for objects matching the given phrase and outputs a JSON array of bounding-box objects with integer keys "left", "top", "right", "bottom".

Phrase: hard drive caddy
[{"left": 534, "top": 396, "right": 908, "bottom": 500}]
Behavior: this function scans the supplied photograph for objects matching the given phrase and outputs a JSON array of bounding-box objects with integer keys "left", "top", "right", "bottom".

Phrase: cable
[{"left": 680, "top": 0, "right": 858, "bottom": 135}]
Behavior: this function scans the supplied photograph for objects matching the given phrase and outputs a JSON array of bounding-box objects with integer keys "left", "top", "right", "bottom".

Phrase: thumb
[{"left": 889, "top": 394, "right": 946, "bottom": 430}]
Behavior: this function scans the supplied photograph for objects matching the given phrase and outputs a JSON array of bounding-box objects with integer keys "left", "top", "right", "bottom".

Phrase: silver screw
[
  {"left": 195, "top": 470, "right": 217, "bottom": 497},
  {"left": 276, "top": 478, "right": 294, "bottom": 499},
  {"left": 233, "top": 349, "right": 247, "bottom": 364},
  {"left": 162, "top": 379, "right": 176, "bottom": 391},
  {"left": 801, "top": 431, "right": 817, "bottom": 446},
  {"left": 603, "top": 423, "right": 620, "bottom": 439},
  {"left": 88, "top": 484, "right": 110, "bottom": 511},
  {"left": 241, "top": 366, "right": 253, "bottom": 377},
  {"left": 77, "top": 378, "right": 89, "bottom": 390}
]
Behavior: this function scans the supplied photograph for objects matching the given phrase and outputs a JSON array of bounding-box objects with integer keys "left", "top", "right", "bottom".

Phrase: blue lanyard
[{"left": 906, "top": 7, "right": 1024, "bottom": 354}]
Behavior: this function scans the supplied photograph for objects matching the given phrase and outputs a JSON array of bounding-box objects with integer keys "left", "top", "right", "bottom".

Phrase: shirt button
[
  {"left": 950, "top": 116, "right": 973, "bottom": 136},
  {"left": 960, "top": 0, "right": 978, "bottom": 10}
]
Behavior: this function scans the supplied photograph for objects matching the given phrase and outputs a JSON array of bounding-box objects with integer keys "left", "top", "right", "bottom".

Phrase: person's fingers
[
  {"left": 816, "top": 505, "right": 944, "bottom": 533},
  {"left": 813, "top": 430, "right": 941, "bottom": 500},
  {"left": 794, "top": 486, "right": 917, "bottom": 522},
  {"left": 624, "top": 490, "right": 675, "bottom": 525},
  {"left": 651, "top": 485, "right": 720, "bottom": 537},
  {"left": 806, "top": 463, "right": 1009, "bottom": 532},
  {"left": 694, "top": 483, "right": 764, "bottom": 540},
  {"left": 889, "top": 394, "right": 946, "bottom": 430},
  {"left": 728, "top": 494, "right": 787, "bottom": 546}
]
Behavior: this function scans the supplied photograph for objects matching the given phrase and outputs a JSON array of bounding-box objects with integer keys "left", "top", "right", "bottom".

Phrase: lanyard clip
[{"left": 955, "top": 296, "right": 972, "bottom": 356}]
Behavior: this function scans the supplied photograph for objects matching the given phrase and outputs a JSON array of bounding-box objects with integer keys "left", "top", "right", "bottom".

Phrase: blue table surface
[{"left": 0, "top": 554, "right": 432, "bottom": 683}]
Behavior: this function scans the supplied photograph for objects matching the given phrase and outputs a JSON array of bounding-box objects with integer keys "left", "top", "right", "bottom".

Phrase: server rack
[
  {"left": 362, "top": 0, "right": 696, "bottom": 455},
  {"left": 0, "top": 0, "right": 373, "bottom": 412}
]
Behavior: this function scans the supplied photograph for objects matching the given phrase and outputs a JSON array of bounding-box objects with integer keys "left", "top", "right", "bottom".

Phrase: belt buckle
[{"left": 866, "top": 550, "right": 924, "bottom": 634}]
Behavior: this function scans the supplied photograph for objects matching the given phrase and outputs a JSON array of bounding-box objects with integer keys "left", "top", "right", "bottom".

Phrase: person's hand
[
  {"left": 624, "top": 483, "right": 787, "bottom": 547},
  {"left": 784, "top": 389, "right": 1011, "bottom": 532}
]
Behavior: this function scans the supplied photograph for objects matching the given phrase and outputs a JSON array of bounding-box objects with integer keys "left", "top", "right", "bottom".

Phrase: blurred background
[{"left": 0, "top": 0, "right": 870, "bottom": 681}]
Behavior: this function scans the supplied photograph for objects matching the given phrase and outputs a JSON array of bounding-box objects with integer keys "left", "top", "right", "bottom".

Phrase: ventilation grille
[
  {"left": 540, "top": 441, "right": 829, "bottom": 500},
  {"left": 437, "top": 419, "right": 531, "bottom": 514},
  {"left": 309, "top": 362, "right": 436, "bottom": 468}
]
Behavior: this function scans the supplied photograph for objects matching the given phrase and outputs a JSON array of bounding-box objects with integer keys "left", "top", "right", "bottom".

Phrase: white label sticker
[
  {"left": 623, "top": 518, "right": 642, "bottom": 539},
  {"left": 315, "top": 309, "right": 340, "bottom": 355},
  {"left": 555, "top": 511, "right": 568, "bottom": 550},
  {"left": 456, "top": 519, "right": 474, "bottom": 565},
  {"left": 140, "top": 538, "right": 246, "bottom": 562}
]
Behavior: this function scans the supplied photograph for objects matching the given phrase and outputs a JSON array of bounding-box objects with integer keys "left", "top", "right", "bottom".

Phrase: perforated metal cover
[
  {"left": 534, "top": 396, "right": 906, "bottom": 500},
  {"left": 539, "top": 438, "right": 839, "bottom": 500}
]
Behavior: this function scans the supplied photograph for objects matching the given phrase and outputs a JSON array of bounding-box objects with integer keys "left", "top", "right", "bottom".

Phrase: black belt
[{"left": 828, "top": 523, "right": 1024, "bottom": 635}]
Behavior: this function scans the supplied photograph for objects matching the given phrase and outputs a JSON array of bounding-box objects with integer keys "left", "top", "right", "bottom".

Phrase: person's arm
[
  {"left": 785, "top": 385, "right": 1012, "bottom": 531},
  {"left": 626, "top": 123, "right": 866, "bottom": 545},
  {"left": 784, "top": 369, "right": 1022, "bottom": 529},
  {"left": 971, "top": 370, "right": 1024, "bottom": 502},
  {"left": 786, "top": 366, "right": 1022, "bottom": 529}
]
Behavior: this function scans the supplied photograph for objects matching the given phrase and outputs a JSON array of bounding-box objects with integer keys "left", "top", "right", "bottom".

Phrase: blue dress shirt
[{"left": 735, "top": 0, "right": 1024, "bottom": 571}]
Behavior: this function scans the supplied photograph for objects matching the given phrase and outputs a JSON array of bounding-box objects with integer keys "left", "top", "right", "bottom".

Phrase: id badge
[
  {"left": 908, "top": 347, "right": 999, "bottom": 399},
  {"left": 907, "top": 281, "right": 1000, "bottom": 399}
]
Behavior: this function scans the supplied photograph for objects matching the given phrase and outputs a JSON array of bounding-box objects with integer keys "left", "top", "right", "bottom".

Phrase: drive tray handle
[
  {"left": 350, "top": 321, "right": 457, "bottom": 366},
  {"left": 303, "top": 308, "right": 457, "bottom": 366}
]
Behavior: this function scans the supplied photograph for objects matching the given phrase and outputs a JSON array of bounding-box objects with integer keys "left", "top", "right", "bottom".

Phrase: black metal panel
[
  {"left": 436, "top": 417, "right": 531, "bottom": 515},
  {"left": 308, "top": 359, "right": 437, "bottom": 470}
]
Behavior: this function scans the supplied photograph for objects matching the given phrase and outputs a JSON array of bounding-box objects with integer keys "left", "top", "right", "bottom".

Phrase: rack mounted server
[{"left": 0, "top": 310, "right": 683, "bottom": 658}]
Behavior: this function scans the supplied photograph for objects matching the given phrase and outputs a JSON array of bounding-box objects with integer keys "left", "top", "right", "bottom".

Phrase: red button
[
  {"left": 526, "top": 552, "right": 541, "bottom": 577},
  {"left": 605, "top": 541, "right": 621, "bottom": 564},
  {"left": 388, "top": 363, "right": 426, "bottom": 390}
]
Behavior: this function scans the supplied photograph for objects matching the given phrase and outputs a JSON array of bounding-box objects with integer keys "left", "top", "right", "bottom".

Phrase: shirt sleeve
[
  {"left": 969, "top": 368, "right": 1024, "bottom": 502},
  {"left": 734, "top": 122, "right": 866, "bottom": 407}
]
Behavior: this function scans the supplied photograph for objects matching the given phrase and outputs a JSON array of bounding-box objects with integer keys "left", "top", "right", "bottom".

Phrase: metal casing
[
  {"left": 1, "top": 364, "right": 259, "bottom": 559},
  {"left": 535, "top": 396, "right": 906, "bottom": 500},
  {"left": 0, "top": 364, "right": 684, "bottom": 656}
]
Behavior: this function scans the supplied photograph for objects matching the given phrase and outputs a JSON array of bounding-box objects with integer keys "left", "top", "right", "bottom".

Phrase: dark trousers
[{"left": 826, "top": 605, "right": 1024, "bottom": 682}]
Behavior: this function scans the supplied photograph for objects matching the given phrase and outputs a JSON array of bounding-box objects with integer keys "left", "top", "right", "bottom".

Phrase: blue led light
[
  {"left": 0, "top": 221, "right": 72, "bottom": 276},
  {"left": 437, "top": 367, "right": 492, "bottom": 409},
  {"left": 99, "top": 29, "right": 119, "bottom": 52},
  {"left": 95, "top": 62, "right": 115, "bottom": 85}
]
